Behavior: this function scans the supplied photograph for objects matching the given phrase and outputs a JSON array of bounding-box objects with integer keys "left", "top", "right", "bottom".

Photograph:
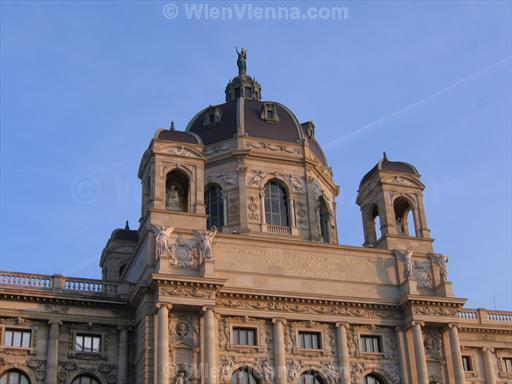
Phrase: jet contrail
[{"left": 323, "top": 56, "right": 511, "bottom": 151}]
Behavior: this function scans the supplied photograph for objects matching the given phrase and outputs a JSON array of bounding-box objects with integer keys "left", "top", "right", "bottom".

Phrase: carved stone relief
[
  {"left": 414, "top": 261, "right": 434, "bottom": 288},
  {"left": 423, "top": 328, "right": 443, "bottom": 360},
  {"left": 248, "top": 196, "right": 260, "bottom": 222}
]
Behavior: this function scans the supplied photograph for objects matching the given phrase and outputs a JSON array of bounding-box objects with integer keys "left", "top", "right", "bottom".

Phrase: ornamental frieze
[
  {"left": 412, "top": 305, "right": 458, "bottom": 317},
  {"left": 159, "top": 285, "right": 215, "bottom": 300},
  {"left": 217, "top": 296, "right": 401, "bottom": 320},
  {"left": 245, "top": 140, "right": 302, "bottom": 155}
]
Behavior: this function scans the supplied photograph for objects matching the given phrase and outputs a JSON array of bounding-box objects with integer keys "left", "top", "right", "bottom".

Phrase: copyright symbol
[
  {"left": 163, "top": 3, "right": 179, "bottom": 20},
  {"left": 70, "top": 175, "right": 101, "bottom": 204}
]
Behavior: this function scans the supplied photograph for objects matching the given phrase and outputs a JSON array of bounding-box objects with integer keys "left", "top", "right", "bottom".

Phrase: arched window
[
  {"left": 370, "top": 204, "right": 382, "bottom": 241},
  {"left": 0, "top": 370, "right": 30, "bottom": 384},
  {"left": 231, "top": 367, "right": 258, "bottom": 384},
  {"left": 205, "top": 184, "right": 224, "bottom": 229},
  {"left": 71, "top": 375, "right": 100, "bottom": 384},
  {"left": 364, "top": 375, "right": 384, "bottom": 384},
  {"left": 298, "top": 371, "right": 323, "bottom": 384},
  {"left": 393, "top": 197, "right": 416, "bottom": 236},
  {"left": 264, "top": 181, "right": 289, "bottom": 227},
  {"left": 166, "top": 170, "right": 189, "bottom": 212},
  {"left": 318, "top": 196, "right": 330, "bottom": 243}
]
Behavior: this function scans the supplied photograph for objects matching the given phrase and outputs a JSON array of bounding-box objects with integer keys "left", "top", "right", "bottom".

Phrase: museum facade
[{"left": 0, "top": 51, "right": 511, "bottom": 384}]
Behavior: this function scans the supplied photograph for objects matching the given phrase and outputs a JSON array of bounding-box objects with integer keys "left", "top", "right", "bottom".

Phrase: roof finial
[
  {"left": 170, "top": 121, "right": 175, "bottom": 131},
  {"left": 125, "top": 220, "right": 130, "bottom": 230},
  {"left": 236, "top": 47, "right": 247, "bottom": 76},
  {"left": 383, "top": 151, "right": 389, "bottom": 161}
]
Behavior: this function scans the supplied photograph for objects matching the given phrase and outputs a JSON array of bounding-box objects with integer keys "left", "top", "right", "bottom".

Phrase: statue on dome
[{"left": 236, "top": 47, "right": 247, "bottom": 75}]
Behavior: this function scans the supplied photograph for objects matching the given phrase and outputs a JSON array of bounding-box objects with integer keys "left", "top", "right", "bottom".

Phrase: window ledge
[
  {"left": 0, "top": 346, "right": 35, "bottom": 355},
  {"left": 68, "top": 351, "right": 107, "bottom": 360}
]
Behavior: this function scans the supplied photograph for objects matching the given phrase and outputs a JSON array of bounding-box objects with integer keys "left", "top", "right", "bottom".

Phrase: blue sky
[{"left": 0, "top": 1, "right": 510, "bottom": 310}]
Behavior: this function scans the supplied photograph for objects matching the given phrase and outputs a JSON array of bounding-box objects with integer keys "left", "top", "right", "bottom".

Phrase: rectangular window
[
  {"left": 232, "top": 327, "right": 256, "bottom": 346},
  {"left": 75, "top": 334, "right": 101, "bottom": 353},
  {"left": 298, "top": 331, "right": 322, "bottom": 350},
  {"left": 3, "top": 329, "right": 31, "bottom": 348},
  {"left": 503, "top": 357, "right": 512, "bottom": 373},
  {"left": 361, "top": 335, "right": 382, "bottom": 353},
  {"left": 244, "top": 87, "right": 253, "bottom": 98},
  {"left": 462, "top": 355, "right": 473, "bottom": 371}
]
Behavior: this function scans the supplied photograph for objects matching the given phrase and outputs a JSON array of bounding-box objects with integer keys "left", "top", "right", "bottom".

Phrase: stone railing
[
  {"left": 458, "top": 308, "right": 512, "bottom": 325},
  {"left": 0, "top": 271, "right": 128, "bottom": 298},
  {"left": 266, "top": 225, "right": 292, "bottom": 235}
]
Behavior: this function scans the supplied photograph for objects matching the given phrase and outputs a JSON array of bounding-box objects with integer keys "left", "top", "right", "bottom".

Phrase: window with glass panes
[
  {"left": 364, "top": 376, "right": 384, "bottom": 384},
  {"left": 232, "top": 327, "right": 256, "bottom": 346},
  {"left": 264, "top": 182, "right": 289, "bottom": 226},
  {"left": 298, "top": 372, "right": 322, "bottom": 384},
  {"left": 205, "top": 184, "right": 224, "bottom": 229},
  {"left": 3, "top": 329, "right": 31, "bottom": 348},
  {"left": 361, "top": 335, "right": 382, "bottom": 353},
  {"left": 72, "top": 375, "right": 100, "bottom": 384},
  {"left": 462, "top": 356, "right": 473, "bottom": 371},
  {"left": 298, "top": 331, "right": 321, "bottom": 349},
  {"left": 75, "top": 334, "right": 101, "bottom": 353},
  {"left": 0, "top": 370, "right": 30, "bottom": 384},
  {"left": 231, "top": 367, "right": 258, "bottom": 384},
  {"left": 504, "top": 358, "right": 512, "bottom": 373}
]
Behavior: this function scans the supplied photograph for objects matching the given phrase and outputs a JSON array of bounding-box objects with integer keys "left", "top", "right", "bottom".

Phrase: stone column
[
  {"left": 117, "top": 326, "right": 129, "bottom": 384},
  {"left": 335, "top": 323, "right": 351, "bottom": 384},
  {"left": 46, "top": 320, "right": 61, "bottom": 384},
  {"left": 203, "top": 306, "right": 217, "bottom": 384},
  {"left": 289, "top": 198, "right": 296, "bottom": 227},
  {"left": 157, "top": 304, "right": 171, "bottom": 384},
  {"left": 482, "top": 347, "right": 496, "bottom": 384},
  {"left": 273, "top": 318, "right": 287, "bottom": 384},
  {"left": 395, "top": 327, "right": 410, "bottom": 384},
  {"left": 411, "top": 321, "right": 429, "bottom": 384},
  {"left": 448, "top": 324, "right": 465, "bottom": 384}
]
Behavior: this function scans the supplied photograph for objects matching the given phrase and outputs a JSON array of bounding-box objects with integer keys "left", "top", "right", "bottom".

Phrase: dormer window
[
  {"left": 260, "top": 102, "right": 279, "bottom": 123},
  {"left": 244, "top": 86, "right": 253, "bottom": 98},
  {"left": 203, "top": 106, "right": 222, "bottom": 127}
]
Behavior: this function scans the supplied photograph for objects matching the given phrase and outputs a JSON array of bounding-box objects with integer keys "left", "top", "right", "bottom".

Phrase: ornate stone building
[{"left": 1, "top": 50, "right": 511, "bottom": 384}]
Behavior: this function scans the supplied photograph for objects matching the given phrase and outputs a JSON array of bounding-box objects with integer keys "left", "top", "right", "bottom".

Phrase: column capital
[
  {"left": 272, "top": 318, "right": 287, "bottom": 325},
  {"left": 335, "top": 322, "right": 349, "bottom": 329},
  {"left": 410, "top": 320, "right": 425, "bottom": 328},
  {"left": 202, "top": 305, "right": 215, "bottom": 313},
  {"left": 156, "top": 303, "right": 172, "bottom": 311},
  {"left": 117, "top": 325, "right": 132, "bottom": 332},
  {"left": 448, "top": 322, "right": 460, "bottom": 329},
  {"left": 48, "top": 320, "right": 62, "bottom": 326},
  {"left": 394, "top": 325, "right": 407, "bottom": 332},
  {"left": 482, "top": 347, "right": 495, "bottom": 353}
]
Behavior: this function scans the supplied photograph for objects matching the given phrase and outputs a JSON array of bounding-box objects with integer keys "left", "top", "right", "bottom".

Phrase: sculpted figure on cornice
[
  {"left": 193, "top": 227, "right": 218, "bottom": 261},
  {"left": 430, "top": 253, "right": 449, "bottom": 282},
  {"left": 287, "top": 359, "right": 302, "bottom": 383},
  {"left": 351, "top": 362, "right": 365, "bottom": 384}
]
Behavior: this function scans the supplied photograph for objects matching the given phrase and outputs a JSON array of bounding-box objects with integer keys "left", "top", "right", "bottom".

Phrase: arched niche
[{"left": 166, "top": 169, "right": 190, "bottom": 212}]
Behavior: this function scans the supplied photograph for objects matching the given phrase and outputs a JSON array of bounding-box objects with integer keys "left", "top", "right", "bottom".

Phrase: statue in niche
[
  {"left": 167, "top": 185, "right": 182, "bottom": 210},
  {"left": 236, "top": 47, "right": 247, "bottom": 75},
  {"left": 396, "top": 215, "right": 405, "bottom": 234}
]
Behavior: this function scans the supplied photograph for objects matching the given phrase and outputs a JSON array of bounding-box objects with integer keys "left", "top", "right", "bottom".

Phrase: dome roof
[
  {"left": 110, "top": 222, "right": 139, "bottom": 242},
  {"left": 360, "top": 153, "right": 419, "bottom": 186},
  {"left": 155, "top": 122, "right": 202, "bottom": 145},
  {"left": 186, "top": 99, "right": 304, "bottom": 145}
]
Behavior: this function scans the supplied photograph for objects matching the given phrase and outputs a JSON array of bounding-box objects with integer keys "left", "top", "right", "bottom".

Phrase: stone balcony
[
  {"left": 458, "top": 308, "right": 512, "bottom": 326},
  {"left": 0, "top": 270, "right": 131, "bottom": 300}
]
